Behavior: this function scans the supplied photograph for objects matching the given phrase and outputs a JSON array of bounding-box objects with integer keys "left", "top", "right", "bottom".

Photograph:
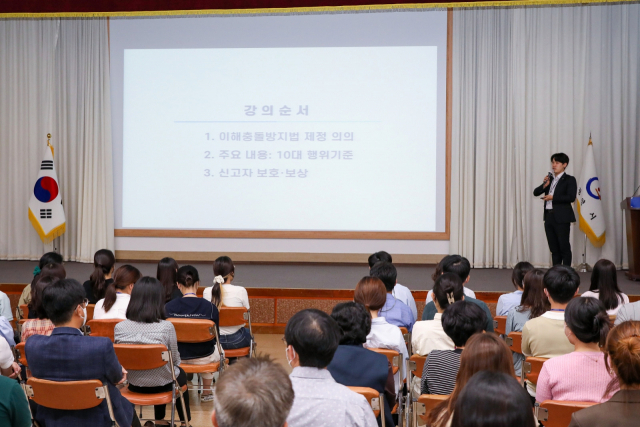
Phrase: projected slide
[{"left": 121, "top": 46, "right": 439, "bottom": 232}]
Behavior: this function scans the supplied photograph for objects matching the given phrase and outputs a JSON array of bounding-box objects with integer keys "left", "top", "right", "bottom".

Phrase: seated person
[
  {"left": 427, "top": 334, "right": 519, "bottom": 427},
  {"left": 0, "top": 317, "right": 14, "bottom": 347},
  {"left": 94, "top": 265, "right": 141, "bottom": 320},
  {"left": 25, "top": 279, "right": 137, "bottom": 427},
  {"left": 157, "top": 257, "right": 183, "bottom": 303},
  {"left": 422, "top": 256, "right": 494, "bottom": 332},
  {"left": 284, "top": 309, "right": 377, "bottom": 427},
  {"left": 616, "top": 300, "right": 640, "bottom": 325},
  {"left": 203, "top": 256, "right": 252, "bottom": 350},
  {"left": 27, "top": 262, "right": 66, "bottom": 319},
  {"left": 115, "top": 277, "right": 190, "bottom": 426},
  {"left": 0, "top": 290, "right": 12, "bottom": 323},
  {"left": 21, "top": 275, "right": 59, "bottom": 341},
  {"left": 19, "top": 251, "right": 63, "bottom": 312},
  {"left": 420, "top": 301, "right": 485, "bottom": 395},
  {"left": 581, "top": 259, "right": 629, "bottom": 316},
  {"left": 537, "top": 297, "right": 617, "bottom": 403},
  {"left": 0, "top": 339, "right": 30, "bottom": 427},
  {"left": 166, "top": 265, "right": 220, "bottom": 402},
  {"left": 569, "top": 321, "right": 640, "bottom": 427},
  {"left": 211, "top": 356, "right": 294, "bottom": 427},
  {"left": 368, "top": 251, "right": 418, "bottom": 320},
  {"left": 355, "top": 276, "right": 408, "bottom": 391},
  {"left": 328, "top": 302, "right": 395, "bottom": 427},
  {"left": 0, "top": 335, "right": 20, "bottom": 379},
  {"left": 505, "top": 269, "right": 548, "bottom": 376},
  {"left": 522, "top": 265, "right": 578, "bottom": 397},
  {"left": 83, "top": 249, "right": 115, "bottom": 304},
  {"left": 497, "top": 261, "right": 533, "bottom": 316},
  {"left": 370, "top": 262, "right": 415, "bottom": 331}
]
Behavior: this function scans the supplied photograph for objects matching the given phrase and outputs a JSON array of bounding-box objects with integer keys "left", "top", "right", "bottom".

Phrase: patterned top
[
  {"left": 420, "top": 349, "right": 463, "bottom": 395},
  {"left": 114, "top": 319, "right": 181, "bottom": 387},
  {"left": 287, "top": 367, "right": 378, "bottom": 427},
  {"left": 21, "top": 319, "right": 55, "bottom": 341}
]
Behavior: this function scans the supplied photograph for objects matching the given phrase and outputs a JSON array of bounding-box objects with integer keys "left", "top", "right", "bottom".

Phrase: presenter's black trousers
[{"left": 544, "top": 210, "right": 572, "bottom": 266}]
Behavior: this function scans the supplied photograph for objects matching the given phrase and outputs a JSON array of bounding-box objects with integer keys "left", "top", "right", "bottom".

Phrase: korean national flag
[
  {"left": 576, "top": 138, "right": 605, "bottom": 247},
  {"left": 28, "top": 143, "right": 66, "bottom": 243}
]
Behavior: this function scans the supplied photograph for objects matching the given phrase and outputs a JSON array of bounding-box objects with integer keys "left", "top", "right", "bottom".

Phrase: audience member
[
  {"left": 26, "top": 279, "right": 137, "bottom": 427},
  {"left": 370, "top": 262, "right": 415, "bottom": 331},
  {"left": 19, "top": 251, "right": 63, "bottom": 310},
  {"left": 569, "top": 321, "right": 640, "bottom": 427},
  {"left": 451, "top": 371, "right": 536, "bottom": 427},
  {"left": 427, "top": 333, "right": 518, "bottom": 427},
  {"left": 537, "top": 297, "right": 616, "bottom": 403},
  {"left": 0, "top": 290, "right": 12, "bottom": 323},
  {"left": 505, "top": 269, "right": 548, "bottom": 375},
  {"left": 426, "top": 255, "right": 476, "bottom": 305},
  {"left": 422, "top": 256, "right": 494, "bottom": 332},
  {"left": 581, "top": 259, "right": 629, "bottom": 316},
  {"left": 0, "top": 335, "right": 20, "bottom": 379},
  {"left": 412, "top": 273, "right": 461, "bottom": 356},
  {"left": 157, "top": 257, "right": 183, "bottom": 303},
  {"left": 83, "top": 249, "right": 115, "bottom": 304},
  {"left": 284, "top": 309, "right": 377, "bottom": 427},
  {"left": 211, "top": 356, "right": 294, "bottom": 427},
  {"left": 421, "top": 301, "right": 486, "bottom": 395},
  {"left": 522, "top": 265, "right": 579, "bottom": 396},
  {"left": 115, "top": 277, "right": 190, "bottom": 425},
  {"left": 0, "top": 317, "right": 14, "bottom": 347},
  {"left": 368, "top": 251, "right": 418, "bottom": 320},
  {"left": 615, "top": 300, "right": 640, "bottom": 325},
  {"left": 27, "top": 263, "right": 66, "bottom": 319},
  {"left": 328, "top": 302, "right": 395, "bottom": 427},
  {"left": 203, "top": 256, "right": 252, "bottom": 350},
  {"left": 496, "top": 261, "right": 534, "bottom": 316},
  {"left": 0, "top": 372, "right": 31, "bottom": 427},
  {"left": 354, "top": 276, "right": 408, "bottom": 389},
  {"left": 94, "top": 265, "right": 141, "bottom": 320},
  {"left": 166, "top": 265, "right": 220, "bottom": 402},
  {"left": 21, "top": 275, "right": 59, "bottom": 341}
]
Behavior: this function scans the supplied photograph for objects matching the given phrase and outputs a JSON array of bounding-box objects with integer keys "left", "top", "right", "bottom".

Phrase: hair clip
[
  {"left": 447, "top": 292, "right": 455, "bottom": 305},
  {"left": 33, "top": 266, "right": 41, "bottom": 276}
]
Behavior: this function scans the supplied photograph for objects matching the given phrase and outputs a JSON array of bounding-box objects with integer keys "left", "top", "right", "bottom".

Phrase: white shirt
[
  {"left": 546, "top": 171, "right": 564, "bottom": 209},
  {"left": 393, "top": 283, "right": 418, "bottom": 320},
  {"left": 581, "top": 291, "right": 629, "bottom": 316},
  {"left": 426, "top": 286, "right": 476, "bottom": 305},
  {"left": 0, "top": 291, "right": 13, "bottom": 321},
  {"left": 93, "top": 293, "right": 131, "bottom": 320},
  {"left": 365, "top": 317, "right": 408, "bottom": 392},
  {"left": 203, "top": 284, "right": 250, "bottom": 335},
  {"left": 411, "top": 313, "right": 455, "bottom": 356},
  {"left": 0, "top": 335, "right": 14, "bottom": 370}
]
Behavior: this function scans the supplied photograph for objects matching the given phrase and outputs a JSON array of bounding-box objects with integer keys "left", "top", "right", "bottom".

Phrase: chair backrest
[
  {"left": 609, "top": 315, "right": 616, "bottom": 322},
  {"left": 18, "top": 319, "right": 28, "bottom": 326},
  {"left": 113, "top": 344, "right": 170, "bottom": 371},
  {"left": 19, "top": 304, "right": 28, "bottom": 319},
  {"left": 523, "top": 357, "right": 547, "bottom": 385},
  {"left": 368, "top": 348, "right": 401, "bottom": 374},
  {"left": 347, "top": 386, "right": 381, "bottom": 419},
  {"left": 88, "top": 319, "right": 123, "bottom": 342},
  {"left": 218, "top": 307, "right": 248, "bottom": 327},
  {"left": 26, "top": 377, "right": 108, "bottom": 410},
  {"left": 537, "top": 400, "right": 596, "bottom": 427},
  {"left": 415, "top": 394, "right": 449, "bottom": 426},
  {"left": 86, "top": 304, "right": 96, "bottom": 321},
  {"left": 168, "top": 318, "right": 217, "bottom": 343},
  {"left": 494, "top": 316, "right": 507, "bottom": 335},
  {"left": 15, "top": 342, "right": 27, "bottom": 366},
  {"left": 505, "top": 331, "right": 523, "bottom": 354},
  {"left": 409, "top": 354, "right": 427, "bottom": 379}
]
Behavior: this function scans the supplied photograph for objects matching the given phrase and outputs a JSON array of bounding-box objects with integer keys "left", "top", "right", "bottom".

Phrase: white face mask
[
  {"left": 285, "top": 346, "right": 296, "bottom": 367},
  {"left": 80, "top": 306, "right": 87, "bottom": 327}
]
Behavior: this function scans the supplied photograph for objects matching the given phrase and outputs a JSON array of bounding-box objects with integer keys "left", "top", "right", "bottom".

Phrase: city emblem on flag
[{"left": 576, "top": 136, "right": 606, "bottom": 247}]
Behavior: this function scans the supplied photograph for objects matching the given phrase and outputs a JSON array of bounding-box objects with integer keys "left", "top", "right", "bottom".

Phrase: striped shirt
[{"left": 420, "top": 349, "right": 462, "bottom": 395}]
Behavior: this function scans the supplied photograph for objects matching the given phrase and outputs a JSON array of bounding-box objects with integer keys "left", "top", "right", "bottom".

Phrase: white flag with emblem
[
  {"left": 576, "top": 136, "right": 605, "bottom": 247},
  {"left": 28, "top": 139, "right": 66, "bottom": 243}
]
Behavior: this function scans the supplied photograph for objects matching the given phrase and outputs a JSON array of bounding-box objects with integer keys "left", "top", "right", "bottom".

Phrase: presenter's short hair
[
  {"left": 543, "top": 265, "right": 580, "bottom": 304},
  {"left": 551, "top": 153, "right": 570, "bottom": 165},
  {"left": 213, "top": 356, "right": 294, "bottom": 427}
]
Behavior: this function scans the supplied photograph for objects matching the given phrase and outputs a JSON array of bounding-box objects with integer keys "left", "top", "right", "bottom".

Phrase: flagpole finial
[{"left": 588, "top": 133, "right": 592, "bottom": 146}]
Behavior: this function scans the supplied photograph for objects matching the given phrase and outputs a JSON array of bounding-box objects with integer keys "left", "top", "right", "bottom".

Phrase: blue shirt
[
  {"left": 496, "top": 290, "right": 523, "bottom": 316},
  {"left": 379, "top": 293, "right": 415, "bottom": 332}
]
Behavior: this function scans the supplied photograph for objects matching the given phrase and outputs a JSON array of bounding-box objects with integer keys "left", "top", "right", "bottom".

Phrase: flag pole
[
  {"left": 47, "top": 132, "right": 59, "bottom": 255},
  {"left": 577, "top": 232, "right": 592, "bottom": 272}
]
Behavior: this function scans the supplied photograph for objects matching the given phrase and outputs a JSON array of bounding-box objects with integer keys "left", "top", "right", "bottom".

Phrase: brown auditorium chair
[
  {"left": 399, "top": 326, "right": 411, "bottom": 354},
  {"left": 25, "top": 378, "right": 117, "bottom": 425},
  {"left": 19, "top": 304, "right": 29, "bottom": 319},
  {"left": 14, "top": 342, "right": 27, "bottom": 367},
  {"left": 523, "top": 356, "right": 547, "bottom": 385},
  {"left": 609, "top": 315, "right": 616, "bottom": 323},
  {"left": 505, "top": 331, "right": 523, "bottom": 355},
  {"left": 493, "top": 316, "right": 507, "bottom": 335},
  {"left": 218, "top": 307, "right": 254, "bottom": 358},
  {"left": 414, "top": 394, "right": 449, "bottom": 426},
  {"left": 537, "top": 400, "right": 596, "bottom": 427},
  {"left": 368, "top": 348, "right": 403, "bottom": 419},
  {"left": 114, "top": 343, "right": 187, "bottom": 426},
  {"left": 408, "top": 354, "right": 427, "bottom": 398},
  {"left": 87, "top": 319, "right": 124, "bottom": 342},
  {"left": 348, "top": 386, "right": 384, "bottom": 427},
  {"left": 86, "top": 304, "right": 95, "bottom": 321}
]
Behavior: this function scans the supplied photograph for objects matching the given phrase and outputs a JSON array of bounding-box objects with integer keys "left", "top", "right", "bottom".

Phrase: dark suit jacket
[
  {"left": 327, "top": 344, "right": 395, "bottom": 427},
  {"left": 569, "top": 390, "right": 640, "bottom": 427},
  {"left": 533, "top": 173, "right": 577, "bottom": 223},
  {"left": 26, "top": 327, "right": 134, "bottom": 427},
  {"left": 421, "top": 297, "right": 494, "bottom": 332}
]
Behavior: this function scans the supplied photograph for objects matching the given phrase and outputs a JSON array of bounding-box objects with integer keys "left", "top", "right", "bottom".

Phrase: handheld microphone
[{"left": 543, "top": 172, "right": 553, "bottom": 185}]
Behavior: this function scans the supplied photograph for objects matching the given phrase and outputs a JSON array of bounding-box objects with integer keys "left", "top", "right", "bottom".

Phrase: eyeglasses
[
  {"left": 81, "top": 298, "right": 89, "bottom": 308},
  {"left": 281, "top": 337, "right": 288, "bottom": 346}
]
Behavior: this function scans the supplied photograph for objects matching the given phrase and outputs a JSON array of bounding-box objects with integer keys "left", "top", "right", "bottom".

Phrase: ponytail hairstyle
[
  {"left": 103, "top": 265, "right": 141, "bottom": 313},
  {"left": 354, "top": 277, "right": 387, "bottom": 311},
  {"left": 157, "top": 257, "right": 179, "bottom": 303},
  {"left": 89, "top": 249, "right": 115, "bottom": 301},
  {"left": 29, "top": 263, "right": 66, "bottom": 313},
  {"left": 177, "top": 265, "right": 200, "bottom": 290},
  {"left": 604, "top": 321, "right": 640, "bottom": 392},
  {"left": 511, "top": 262, "right": 534, "bottom": 290},
  {"left": 211, "top": 256, "right": 235, "bottom": 308},
  {"left": 565, "top": 297, "right": 612, "bottom": 347},
  {"left": 433, "top": 273, "right": 464, "bottom": 311},
  {"left": 589, "top": 259, "right": 624, "bottom": 311},
  {"left": 518, "top": 269, "right": 549, "bottom": 319}
]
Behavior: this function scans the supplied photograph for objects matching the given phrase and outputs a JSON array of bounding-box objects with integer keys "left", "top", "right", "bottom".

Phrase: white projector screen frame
[{"left": 110, "top": 9, "right": 451, "bottom": 241}]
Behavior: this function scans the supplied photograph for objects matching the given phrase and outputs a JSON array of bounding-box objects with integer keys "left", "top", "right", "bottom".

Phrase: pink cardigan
[{"left": 536, "top": 351, "right": 618, "bottom": 403}]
